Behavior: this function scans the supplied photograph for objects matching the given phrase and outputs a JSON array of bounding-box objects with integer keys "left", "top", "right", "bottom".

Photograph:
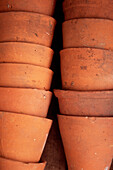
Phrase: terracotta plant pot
[
  {"left": 0, "top": 112, "right": 52, "bottom": 162},
  {"left": 0, "top": 42, "right": 54, "bottom": 68},
  {"left": 0, "top": 157, "right": 46, "bottom": 170},
  {"left": 0, "top": 63, "right": 53, "bottom": 90},
  {"left": 58, "top": 115, "right": 113, "bottom": 170},
  {"left": 0, "top": 87, "right": 52, "bottom": 118},
  {"left": 54, "top": 90, "right": 113, "bottom": 117},
  {"left": 63, "top": 18, "right": 113, "bottom": 50},
  {"left": 0, "top": 12, "right": 56, "bottom": 47},
  {"left": 63, "top": 0, "right": 113, "bottom": 21},
  {"left": 0, "top": 0, "right": 56, "bottom": 16},
  {"left": 60, "top": 48, "right": 113, "bottom": 90}
]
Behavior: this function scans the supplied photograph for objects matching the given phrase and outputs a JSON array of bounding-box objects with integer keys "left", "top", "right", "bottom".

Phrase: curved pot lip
[
  {"left": 26, "top": 161, "right": 47, "bottom": 166},
  {"left": 60, "top": 47, "right": 112, "bottom": 54},
  {"left": 62, "top": 1, "right": 112, "bottom": 11},
  {"left": 0, "top": 87, "right": 52, "bottom": 95},
  {"left": 63, "top": 5, "right": 111, "bottom": 11},
  {"left": 57, "top": 114, "right": 113, "bottom": 121},
  {"left": 0, "top": 111, "right": 53, "bottom": 123},
  {"left": 54, "top": 89, "right": 113, "bottom": 99},
  {"left": 0, "top": 42, "right": 54, "bottom": 53},
  {"left": 0, "top": 11, "right": 56, "bottom": 23},
  {"left": 0, "top": 157, "right": 47, "bottom": 166},
  {"left": 0, "top": 63, "right": 54, "bottom": 74},
  {"left": 63, "top": 17, "right": 113, "bottom": 25}
]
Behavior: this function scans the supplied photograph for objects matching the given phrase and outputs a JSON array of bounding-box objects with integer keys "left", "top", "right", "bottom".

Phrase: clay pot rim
[
  {"left": 0, "top": 11, "right": 56, "bottom": 23},
  {"left": 0, "top": 87, "right": 52, "bottom": 95},
  {"left": 0, "top": 157, "right": 47, "bottom": 166},
  {"left": 0, "top": 42, "right": 54, "bottom": 68},
  {"left": 0, "top": 42, "right": 54, "bottom": 53},
  {"left": 63, "top": 17, "right": 113, "bottom": 25},
  {"left": 54, "top": 89, "right": 113, "bottom": 99},
  {"left": 58, "top": 114, "right": 113, "bottom": 120},
  {"left": 60, "top": 47, "right": 113, "bottom": 54},
  {"left": 0, "top": 63, "right": 54, "bottom": 75},
  {"left": 0, "top": 111, "right": 53, "bottom": 123},
  {"left": 63, "top": 5, "right": 112, "bottom": 11},
  {"left": 62, "top": 1, "right": 113, "bottom": 11}
]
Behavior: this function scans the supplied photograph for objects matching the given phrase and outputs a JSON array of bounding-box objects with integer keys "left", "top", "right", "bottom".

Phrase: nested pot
[
  {"left": 63, "top": 18, "right": 113, "bottom": 50},
  {"left": 60, "top": 48, "right": 113, "bottom": 91},
  {"left": 0, "top": 12, "right": 56, "bottom": 47},
  {"left": 0, "top": 42, "right": 54, "bottom": 68},
  {"left": 63, "top": 0, "right": 113, "bottom": 21},
  {"left": 0, "top": 0, "right": 56, "bottom": 16},
  {"left": 54, "top": 90, "right": 113, "bottom": 117},
  {"left": 58, "top": 115, "right": 113, "bottom": 170},
  {"left": 0, "top": 63, "right": 53, "bottom": 90},
  {"left": 0, "top": 157, "right": 46, "bottom": 170},
  {"left": 0, "top": 112, "right": 52, "bottom": 162},
  {"left": 0, "top": 87, "right": 52, "bottom": 118}
]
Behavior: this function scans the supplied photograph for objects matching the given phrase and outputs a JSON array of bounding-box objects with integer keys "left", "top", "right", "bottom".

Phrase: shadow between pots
[
  {"left": 41, "top": 96, "right": 67, "bottom": 170},
  {"left": 41, "top": 0, "right": 67, "bottom": 169}
]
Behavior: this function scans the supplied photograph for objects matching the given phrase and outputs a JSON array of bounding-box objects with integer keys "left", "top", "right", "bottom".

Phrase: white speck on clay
[
  {"left": 85, "top": 116, "right": 88, "bottom": 119},
  {"left": 90, "top": 117, "right": 96, "bottom": 123},
  {"left": 94, "top": 152, "right": 97, "bottom": 155},
  {"left": 104, "top": 166, "right": 109, "bottom": 170},
  {"left": 34, "top": 139, "right": 36, "bottom": 141},
  {"left": 46, "top": 32, "right": 50, "bottom": 35},
  {"left": 100, "top": 42, "right": 106, "bottom": 46},
  {"left": 44, "top": 95, "right": 46, "bottom": 99}
]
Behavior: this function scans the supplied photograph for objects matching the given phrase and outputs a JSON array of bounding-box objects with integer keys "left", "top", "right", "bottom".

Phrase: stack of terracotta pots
[
  {"left": 0, "top": 1, "right": 56, "bottom": 169},
  {"left": 55, "top": 0, "right": 113, "bottom": 169}
]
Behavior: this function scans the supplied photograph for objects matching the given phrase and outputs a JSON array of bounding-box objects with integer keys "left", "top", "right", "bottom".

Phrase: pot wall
[
  {"left": 0, "top": 12, "right": 56, "bottom": 47},
  {"left": 0, "top": 87, "right": 52, "bottom": 117},
  {"left": 60, "top": 48, "right": 113, "bottom": 90},
  {"left": 0, "top": 42, "right": 54, "bottom": 68},
  {"left": 54, "top": 90, "right": 113, "bottom": 117},
  {"left": 0, "top": 63, "right": 53, "bottom": 90},
  {"left": 0, "top": 157, "right": 46, "bottom": 170},
  {"left": 0, "top": 0, "right": 56, "bottom": 16},
  {"left": 63, "top": 0, "right": 113, "bottom": 20},
  {"left": 58, "top": 115, "right": 113, "bottom": 170},
  {"left": 63, "top": 19, "right": 113, "bottom": 50},
  {"left": 0, "top": 112, "right": 52, "bottom": 162}
]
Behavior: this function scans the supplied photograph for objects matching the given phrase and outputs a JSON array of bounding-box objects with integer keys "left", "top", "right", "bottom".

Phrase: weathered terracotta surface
[
  {"left": 60, "top": 48, "right": 113, "bottom": 90},
  {"left": 0, "top": 112, "right": 52, "bottom": 162},
  {"left": 0, "top": 12, "right": 56, "bottom": 47},
  {"left": 0, "top": 87, "right": 52, "bottom": 117},
  {"left": 63, "top": 18, "right": 113, "bottom": 50},
  {"left": 0, "top": 0, "right": 56, "bottom": 16},
  {"left": 0, "top": 63, "right": 53, "bottom": 90},
  {"left": 0, "top": 157, "right": 46, "bottom": 170},
  {"left": 0, "top": 42, "right": 54, "bottom": 68},
  {"left": 58, "top": 115, "right": 113, "bottom": 170},
  {"left": 54, "top": 90, "right": 113, "bottom": 117},
  {"left": 63, "top": 0, "right": 113, "bottom": 21}
]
